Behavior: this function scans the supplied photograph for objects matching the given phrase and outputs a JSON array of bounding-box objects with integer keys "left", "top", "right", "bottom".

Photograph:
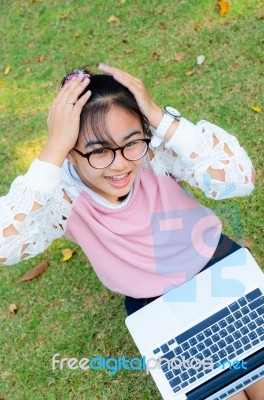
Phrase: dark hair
[{"left": 61, "top": 69, "right": 151, "bottom": 148}]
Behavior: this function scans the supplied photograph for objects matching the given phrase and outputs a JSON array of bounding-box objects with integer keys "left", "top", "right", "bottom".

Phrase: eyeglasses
[{"left": 73, "top": 138, "right": 151, "bottom": 169}]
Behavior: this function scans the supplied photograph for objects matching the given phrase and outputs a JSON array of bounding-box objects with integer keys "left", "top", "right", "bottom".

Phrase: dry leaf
[
  {"left": 174, "top": 52, "right": 185, "bottom": 62},
  {"left": 59, "top": 13, "right": 69, "bottom": 20},
  {"left": 108, "top": 15, "right": 119, "bottom": 23},
  {"left": 73, "top": 32, "right": 80, "bottom": 39},
  {"left": 0, "top": 81, "right": 3, "bottom": 88},
  {"left": 9, "top": 304, "right": 19, "bottom": 314},
  {"left": 20, "top": 260, "right": 49, "bottom": 282},
  {"left": 0, "top": 105, "right": 8, "bottom": 110},
  {"left": 35, "top": 54, "right": 45, "bottom": 63},
  {"left": 125, "top": 49, "right": 133, "bottom": 55},
  {"left": 244, "top": 237, "right": 255, "bottom": 248},
  {"left": 4, "top": 65, "right": 11, "bottom": 75},
  {"left": 120, "top": 0, "right": 125, "bottom": 4},
  {"left": 185, "top": 68, "right": 196, "bottom": 77},
  {"left": 62, "top": 248, "right": 76, "bottom": 261},
  {"left": 194, "top": 23, "right": 201, "bottom": 31},
  {"left": 152, "top": 52, "right": 160, "bottom": 60},
  {"left": 251, "top": 105, "right": 262, "bottom": 113},
  {"left": 259, "top": 14, "right": 264, "bottom": 19},
  {"left": 159, "top": 23, "right": 166, "bottom": 30},
  {"left": 218, "top": 1, "right": 229, "bottom": 17}
]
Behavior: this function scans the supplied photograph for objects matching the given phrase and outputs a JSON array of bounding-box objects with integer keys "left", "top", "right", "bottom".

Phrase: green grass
[{"left": 0, "top": 0, "right": 263, "bottom": 399}]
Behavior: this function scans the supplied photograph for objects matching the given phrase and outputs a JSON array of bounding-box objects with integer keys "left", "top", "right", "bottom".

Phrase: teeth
[{"left": 107, "top": 173, "right": 128, "bottom": 181}]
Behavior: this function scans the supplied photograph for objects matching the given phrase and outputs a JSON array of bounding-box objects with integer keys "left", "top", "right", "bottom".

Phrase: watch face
[{"left": 165, "top": 106, "right": 182, "bottom": 119}]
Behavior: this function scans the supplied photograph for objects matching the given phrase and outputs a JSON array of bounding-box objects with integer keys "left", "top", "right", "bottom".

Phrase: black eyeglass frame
[{"left": 73, "top": 138, "right": 151, "bottom": 169}]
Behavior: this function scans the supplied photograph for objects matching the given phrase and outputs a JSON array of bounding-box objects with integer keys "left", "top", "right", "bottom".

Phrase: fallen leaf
[
  {"left": 197, "top": 54, "right": 205, "bottom": 65},
  {"left": 59, "top": 13, "right": 69, "bottom": 19},
  {"left": 120, "top": 0, "right": 125, "bottom": 3},
  {"left": 62, "top": 248, "right": 76, "bottom": 261},
  {"left": 73, "top": 32, "right": 80, "bottom": 39},
  {"left": 244, "top": 237, "right": 255, "bottom": 248},
  {"left": 35, "top": 54, "right": 45, "bottom": 63},
  {"left": 152, "top": 52, "right": 160, "bottom": 60},
  {"left": 108, "top": 15, "right": 119, "bottom": 23},
  {"left": 218, "top": 1, "right": 229, "bottom": 17},
  {"left": 26, "top": 67, "right": 32, "bottom": 73},
  {"left": 0, "top": 81, "right": 3, "bottom": 88},
  {"left": 251, "top": 105, "right": 262, "bottom": 113},
  {"left": 185, "top": 68, "right": 196, "bottom": 77},
  {"left": 4, "top": 65, "right": 11, "bottom": 75},
  {"left": 259, "top": 14, "right": 264, "bottom": 19},
  {"left": 159, "top": 23, "right": 166, "bottom": 30},
  {"left": 24, "top": 59, "right": 30, "bottom": 64},
  {"left": 174, "top": 52, "right": 185, "bottom": 62},
  {"left": 9, "top": 304, "right": 19, "bottom": 314},
  {"left": 20, "top": 260, "right": 49, "bottom": 282},
  {"left": 125, "top": 49, "right": 133, "bottom": 55},
  {"left": 0, "top": 105, "right": 8, "bottom": 110},
  {"left": 194, "top": 23, "right": 201, "bottom": 31}
]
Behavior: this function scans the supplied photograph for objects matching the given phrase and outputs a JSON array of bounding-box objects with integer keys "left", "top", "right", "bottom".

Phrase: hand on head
[
  {"left": 47, "top": 73, "right": 91, "bottom": 155},
  {"left": 98, "top": 64, "right": 163, "bottom": 129}
]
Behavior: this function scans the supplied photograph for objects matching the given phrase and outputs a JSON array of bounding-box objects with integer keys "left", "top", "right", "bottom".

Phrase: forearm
[
  {"left": 151, "top": 119, "right": 255, "bottom": 199},
  {"left": 0, "top": 160, "right": 70, "bottom": 265},
  {"left": 38, "top": 138, "right": 69, "bottom": 167}
]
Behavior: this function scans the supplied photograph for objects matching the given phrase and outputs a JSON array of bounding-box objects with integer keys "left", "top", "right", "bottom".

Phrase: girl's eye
[
  {"left": 92, "top": 148, "right": 109, "bottom": 155},
  {"left": 126, "top": 140, "right": 138, "bottom": 148}
]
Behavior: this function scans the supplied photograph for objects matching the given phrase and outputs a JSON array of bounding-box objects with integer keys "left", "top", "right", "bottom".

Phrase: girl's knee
[{"left": 245, "top": 378, "right": 264, "bottom": 400}]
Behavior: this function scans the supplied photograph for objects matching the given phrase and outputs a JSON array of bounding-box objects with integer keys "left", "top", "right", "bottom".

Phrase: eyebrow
[{"left": 84, "top": 130, "right": 143, "bottom": 148}]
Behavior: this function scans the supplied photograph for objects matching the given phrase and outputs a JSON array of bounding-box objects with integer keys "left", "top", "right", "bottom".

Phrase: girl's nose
[{"left": 108, "top": 149, "right": 130, "bottom": 170}]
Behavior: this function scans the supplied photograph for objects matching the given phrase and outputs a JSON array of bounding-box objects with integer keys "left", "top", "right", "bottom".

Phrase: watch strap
[{"left": 151, "top": 113, "right": 175, "bottom": 147}]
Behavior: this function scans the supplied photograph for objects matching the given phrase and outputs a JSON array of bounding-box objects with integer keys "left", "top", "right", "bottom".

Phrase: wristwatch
[{"left": 151, "top": 106, "right": 182, "bottom": 147}]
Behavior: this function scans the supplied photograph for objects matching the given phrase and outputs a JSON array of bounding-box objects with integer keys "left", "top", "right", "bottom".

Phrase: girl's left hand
[{"left": 98, "top": 64, "right": 163, "bottom": 129}]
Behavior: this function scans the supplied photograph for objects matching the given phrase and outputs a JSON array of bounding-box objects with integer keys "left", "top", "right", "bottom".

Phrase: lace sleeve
[
  {"left": 148, "top": 119, "right": 255, "bottom": 200},
  {"left": 0, "top": 174, "right": 72, "bottom": 266}
]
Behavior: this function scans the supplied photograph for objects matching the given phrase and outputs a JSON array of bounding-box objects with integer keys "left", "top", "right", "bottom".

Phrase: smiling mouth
[
  {"left": 105, "top": 172, "right": 132, "bottom": 188},
  {"left": 105, "top": 172, "right": 131, "bottom": 182}
]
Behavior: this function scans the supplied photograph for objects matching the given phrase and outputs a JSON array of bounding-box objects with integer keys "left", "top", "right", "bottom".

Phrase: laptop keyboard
[{"left": 152, "top": 288, "right": 264, "bottom": 394}]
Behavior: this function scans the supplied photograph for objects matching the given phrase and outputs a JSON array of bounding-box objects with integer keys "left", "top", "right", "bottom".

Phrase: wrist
[
  {"left": 164, "top": 120, "right": 180, "bottom": 141},
  {"left": 39, "top": 138, "right": 70, "bottom": 167},
  {"left": 149, "top": 106, "right": 163, "bottom": 129},
  {"left": 151, "top": 106, "right": 182, "bottom": 147}
]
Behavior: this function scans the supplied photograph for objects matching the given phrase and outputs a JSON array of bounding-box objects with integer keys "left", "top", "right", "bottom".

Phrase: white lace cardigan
[{"left": 0, "top": 118, "right": 255, "bottom": 265}]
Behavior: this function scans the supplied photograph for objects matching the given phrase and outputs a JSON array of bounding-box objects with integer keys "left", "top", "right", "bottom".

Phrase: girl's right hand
[
  {"left": 39, "top": 75, "right": 91, "bottom": 167},
  {"left": 47, "top": 74, "right": 91, "bottom": 153}
]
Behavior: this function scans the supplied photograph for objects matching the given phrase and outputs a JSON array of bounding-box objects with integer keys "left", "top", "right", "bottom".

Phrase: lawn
[{"left": 0, "top": 0, "right": 263, "bottom": 399}]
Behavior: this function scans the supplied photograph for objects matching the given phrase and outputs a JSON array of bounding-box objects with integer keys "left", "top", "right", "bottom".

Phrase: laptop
[{"left": 126, "top": 248, "right": 264, "bottom": 400}]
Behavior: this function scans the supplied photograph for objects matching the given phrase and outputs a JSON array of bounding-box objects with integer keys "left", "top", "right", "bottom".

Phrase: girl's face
[{"left": 68, "top": 106, "right": 146, "bottom": 203}]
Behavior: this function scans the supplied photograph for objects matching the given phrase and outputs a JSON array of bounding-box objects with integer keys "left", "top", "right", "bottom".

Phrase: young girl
[{"left": 0, "top": 65, "right": 262, "bottom": 400}]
